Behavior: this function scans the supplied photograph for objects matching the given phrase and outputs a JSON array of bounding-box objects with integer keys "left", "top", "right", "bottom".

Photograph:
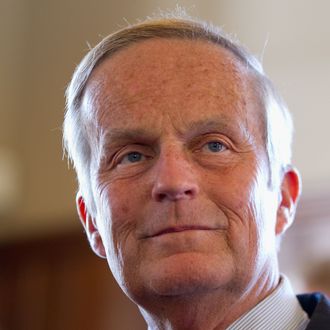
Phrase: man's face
[{"left": 81, "top": 39, "right": 282, "bottom": 305}]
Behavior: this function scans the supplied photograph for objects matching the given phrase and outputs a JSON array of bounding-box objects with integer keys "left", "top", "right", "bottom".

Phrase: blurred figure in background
[
  {"left": 63, "top": 12, "right": 330, "bottom": 330},
  {"left": 305, "top": 260, "right": 330, "bottom": 298}
]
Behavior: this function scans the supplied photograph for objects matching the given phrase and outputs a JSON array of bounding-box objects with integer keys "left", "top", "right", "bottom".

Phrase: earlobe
[
  {"left": 76, "top": 194, "right": 107, "bottom": 258},
  {"left": 276, "top": 167, "right": 301, "bottom": 235}
]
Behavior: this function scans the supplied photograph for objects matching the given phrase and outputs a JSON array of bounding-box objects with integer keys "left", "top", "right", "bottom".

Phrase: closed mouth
[{"left": 150, "top": 225, "right": 215, "bottom": 238}]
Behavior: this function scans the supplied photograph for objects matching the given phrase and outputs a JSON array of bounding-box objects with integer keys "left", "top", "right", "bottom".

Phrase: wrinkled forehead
[{"left": 81, "top": 38, "right": 262, "bottom": 137}]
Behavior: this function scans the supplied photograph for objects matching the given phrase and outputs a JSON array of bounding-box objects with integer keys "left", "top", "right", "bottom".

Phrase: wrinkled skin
[{"left": 77, "top": 39, "right": 300, "bottom": 330}]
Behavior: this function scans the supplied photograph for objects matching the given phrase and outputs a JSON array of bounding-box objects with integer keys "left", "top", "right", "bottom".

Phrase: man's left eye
[{"left": 204, "top": 141, "right": 227, "bottom": 153}]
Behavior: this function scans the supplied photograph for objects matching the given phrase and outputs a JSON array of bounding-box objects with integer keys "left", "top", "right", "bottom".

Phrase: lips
[{"left": 149, "top": 225, "right": 216, "bottom": 238}]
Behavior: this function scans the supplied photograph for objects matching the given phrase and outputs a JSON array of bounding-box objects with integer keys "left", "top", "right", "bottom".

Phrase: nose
[{"left": 151, "top": 149, "right": 200, "bottom": 202}]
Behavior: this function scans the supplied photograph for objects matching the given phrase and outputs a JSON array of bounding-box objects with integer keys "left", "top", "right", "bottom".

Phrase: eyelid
[
  {"left": 192, "top": 133, "right": 232, "bottom": 151},
  {"left": 112, "top": 144, "right": 153, "bottom": 167},
  {"left": 118, "top": 151, "right": 145, "bottom": 165},
  {"left": 203, "top": 141, "right": 228, "bottom": 152}
]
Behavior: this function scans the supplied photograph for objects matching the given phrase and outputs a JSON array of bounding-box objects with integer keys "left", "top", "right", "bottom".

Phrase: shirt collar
[{"left": 226, "top": 275, "right": 310, "bottom": 330}]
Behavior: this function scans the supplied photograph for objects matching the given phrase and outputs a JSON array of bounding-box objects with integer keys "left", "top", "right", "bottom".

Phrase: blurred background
[{"left": 0, "top": 0, "right": 329, "bottom": 329}]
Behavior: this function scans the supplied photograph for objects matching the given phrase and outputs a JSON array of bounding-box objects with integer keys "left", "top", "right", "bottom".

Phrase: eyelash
[
  {"left": 111, "top": 144, "right": 153, "bottom": 167},
  {"left": 201, "top": 141, "right": 228, "bottom": 153},
  {"left": 112, "top": 137, "right": 230, "bottom": 167},
  {"left": 118, "top": 151, "right": 147, "bottom": 165}
]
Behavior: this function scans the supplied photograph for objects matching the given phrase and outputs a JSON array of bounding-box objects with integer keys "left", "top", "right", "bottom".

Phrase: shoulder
[{"left": 297, "top": 292, "right": 330, "bottom": 329}]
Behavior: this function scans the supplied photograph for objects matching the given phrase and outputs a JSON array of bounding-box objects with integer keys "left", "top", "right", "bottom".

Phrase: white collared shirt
[{"left": 227, "top": 276, "right": 310, "bottom": 330}]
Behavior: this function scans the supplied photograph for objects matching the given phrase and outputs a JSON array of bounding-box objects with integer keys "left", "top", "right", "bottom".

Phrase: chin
[{"left": 140, "top": 252, "right": 235, "bottom": 297}]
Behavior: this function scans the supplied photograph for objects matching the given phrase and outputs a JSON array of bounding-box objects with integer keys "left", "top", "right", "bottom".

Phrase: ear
[
  {"left": 76, "top": 194, "right": 106, "bottom": 258},
  {"left": 275, "top": 166, "right": 301, "bottom": 236}
]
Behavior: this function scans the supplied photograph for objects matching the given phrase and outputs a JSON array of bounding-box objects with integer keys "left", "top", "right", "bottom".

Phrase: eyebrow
[
  {"left": 183, "top": 117, "right": 238, "bottom": 137},
  {"left": 100, "top": 128, "right": 158, "bottom": 146},
  {"left": 99, "top": 115, "right": 247, "bottom": 147}
]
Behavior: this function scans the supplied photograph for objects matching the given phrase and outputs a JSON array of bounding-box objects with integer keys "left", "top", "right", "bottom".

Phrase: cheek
[
  {"left": 96, "top": 178, "right": 148, "bottom": 255},
  {"left": 106, "top": 180, "right": 147, "bottom": 223},
  {"left": 94, "top": 173, "right": 133, "bottom": 220},
  {"left": 93, "top": 182, "right": 141, "bottom": 285},
  {"left": 231, "top": 174, "right": 279, "bottom": 263},
  {"left": 205, "top": 168, "right": 255, "bottom": 215},
  {"left": 203, "top": 164, "right": 272, "bottom": 254}
]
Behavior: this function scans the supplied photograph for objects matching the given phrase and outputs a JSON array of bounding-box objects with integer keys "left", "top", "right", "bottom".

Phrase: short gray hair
[{"left": 63, "top": 15, "right": 293, "bottom": 213}]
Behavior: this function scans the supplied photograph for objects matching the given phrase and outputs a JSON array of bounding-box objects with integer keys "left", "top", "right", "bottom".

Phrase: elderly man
[{"left": 63, "top": 15, "right": 329, "bottom": 330}]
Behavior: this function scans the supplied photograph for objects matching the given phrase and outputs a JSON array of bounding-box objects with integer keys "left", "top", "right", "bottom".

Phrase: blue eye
[
  {"left": 206, "top": 141, "right": 225, "bottom": 152},
  {"left": 125, "top": 152, "right": 143, "bottom": 163}
]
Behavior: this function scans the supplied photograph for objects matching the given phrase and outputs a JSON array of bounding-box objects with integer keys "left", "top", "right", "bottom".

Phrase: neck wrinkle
[{"left": 139, "top": 268, "right": 280, "bottom": 330}]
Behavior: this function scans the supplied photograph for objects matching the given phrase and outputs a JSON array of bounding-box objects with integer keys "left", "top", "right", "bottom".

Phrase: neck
[{"left": 139, "top": 270, "right": 280, "bottom": 330}]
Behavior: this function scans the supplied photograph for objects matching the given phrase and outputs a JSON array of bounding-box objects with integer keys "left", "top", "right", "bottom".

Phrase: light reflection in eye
[
  {"left": 121, "top": 152, "right": 144, "bottom": 164},
  {"left": 206, "top": 141, "right": 226, "bottom": 152}
]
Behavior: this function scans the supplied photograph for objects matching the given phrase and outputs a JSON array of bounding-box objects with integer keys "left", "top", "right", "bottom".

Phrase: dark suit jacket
[{"left": 297, "top": 293, "right": 330, "bottom": 329}]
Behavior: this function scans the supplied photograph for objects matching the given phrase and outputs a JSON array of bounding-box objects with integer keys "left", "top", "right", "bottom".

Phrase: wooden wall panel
[{"left": 0, "top": 230, "right": 146, "bottom": 330}]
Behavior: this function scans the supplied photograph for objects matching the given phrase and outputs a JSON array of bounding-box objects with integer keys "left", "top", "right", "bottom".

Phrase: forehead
[{"left": 82, "top": 38, "right": 261, "bottom": 136}]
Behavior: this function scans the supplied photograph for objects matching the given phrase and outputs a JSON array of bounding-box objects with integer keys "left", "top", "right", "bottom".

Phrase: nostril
[
  {"left": 153, "top": 186, "right": 199, "bottom": 202},
  {"left": 180, "top": 189, "right": 195, "bottom": 199},
  {"left": 156, "top": 193, "right": 167, "bottom": 202}
]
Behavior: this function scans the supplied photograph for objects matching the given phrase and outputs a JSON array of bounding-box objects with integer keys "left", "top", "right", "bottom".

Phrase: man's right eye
[{"left": 119, "top": 151, "right": 146, "bottom": 165}]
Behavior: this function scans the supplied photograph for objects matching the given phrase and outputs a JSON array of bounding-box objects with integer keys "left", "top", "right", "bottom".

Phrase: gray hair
[{"left": 63, "top": 15, "right": 293, "bottom": 214}]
